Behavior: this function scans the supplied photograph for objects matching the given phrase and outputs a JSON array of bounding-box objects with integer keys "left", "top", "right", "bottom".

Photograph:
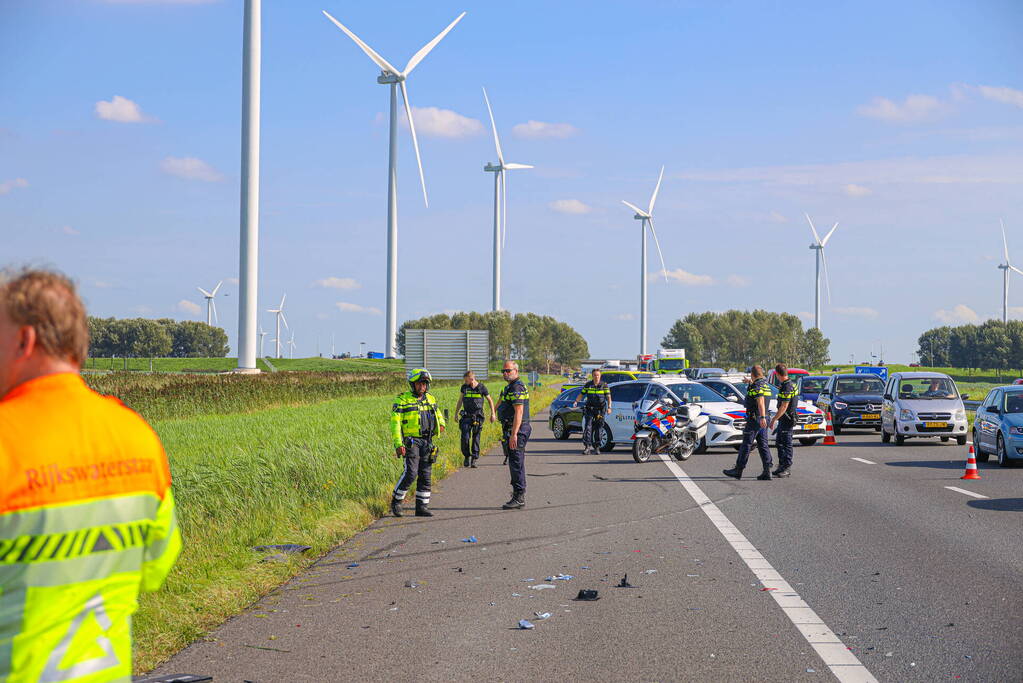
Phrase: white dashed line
[
  {"left": 849, "top": 457, "right": 876, "bottom": 465},
  {"left": 658, "top": 454, "right": 878, "bottom": 683},
  {"left": 944, "top": 486, "right": 988, "bottom": 499}
]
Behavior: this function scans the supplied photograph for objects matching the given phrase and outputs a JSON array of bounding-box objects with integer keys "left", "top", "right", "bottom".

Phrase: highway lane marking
[
  {"left": 849, "top": 457, "right": 876, "bottom": 465},
  {"left": 658, "top": 454, "right": 878, "bottom": 683},
  {"left": 944, "top": 486, "right": 988, "bottom": 499}
]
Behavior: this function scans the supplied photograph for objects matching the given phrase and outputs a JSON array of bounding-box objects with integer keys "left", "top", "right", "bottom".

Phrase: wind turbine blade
[
  {"left": 647, "top": 165, "right": 665, "bottom": 215},
  {"left": 503, "top": 162, "right": 533, "bottom": 170},
  {"left": 197, "top": 287, "right": 212, "bottom": 298},
  {"left": 820, "top": 247, "right": 833, "bottom": 304},
  {"left": 501, "top": 170, "right": 508, "bottom": 250},
  {"left": 820, "top": 222, "right": 839, "bottom": 247},
  {"left": 622, "top": 200, "right": 648, "bottom": 217},
  {"left": 321, "top": 11, "right": 400, "bottom": 75},
  {"left": 1011, "top": 265, "right": 1023, "bottom": 277},
  {"left": 403, "top": 11, "right": 466, "bottom": 75},
  {"left": 211, "top": 300, "right": 218, "bottom": 325},
  {"left": 647, "top": 217, "right": 669, "bottom": 283},
  {"left": 400, "top": 80, "right": 429, "bottom": 207},
  {"left": 805, "top": 212, "right": 822, "bottom": 245},
  {"left": 1002, "top": 219, "right": 1010, "bottom": 263},
  {"left": 279, "top": 294, "right": 286, "bottom": 310},
  {"left": 211, "top": 280, "right": 223, "bottom": 296},
  {"left": 482, "top": 87, "right": 504, "bottom": 165},
  {"left": 280, "top": 311, "right": 289, "bottom": 330}
]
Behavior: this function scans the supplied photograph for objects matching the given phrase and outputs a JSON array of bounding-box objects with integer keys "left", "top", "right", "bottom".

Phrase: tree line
[
  {"left": 661, "top": 310, "right": 830, "bottom": 369},
  {"left": 397, "top": 311, "right": 589, "bottom": 372},
  {"left": 88, "top": 317, "right": 230, "bottom": 358},
  {"left": 917, "top": 320, "right": 1023, "bottom": 372}
]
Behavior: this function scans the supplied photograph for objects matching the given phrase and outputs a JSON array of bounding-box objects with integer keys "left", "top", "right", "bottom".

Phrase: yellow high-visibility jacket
[{"left": 390, "top": 390, "right": 445, "bottom": 449}]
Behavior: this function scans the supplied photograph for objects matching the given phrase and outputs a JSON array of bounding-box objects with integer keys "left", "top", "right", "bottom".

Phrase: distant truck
[{"left": 639, "top": 348, "right": 689, "bottom": 374}]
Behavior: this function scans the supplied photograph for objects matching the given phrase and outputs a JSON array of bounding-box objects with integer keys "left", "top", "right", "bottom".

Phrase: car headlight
[
  {"left": 954, "top": 409, "right": 966, "bottom": 421},
  {"left": 833, "top": 401, "right": 848, "bottom": 410},
  {"left": 899, "top": 408, "right": 915, "bottom": 421},
  {"left": 1008, "top": 426, "right": 1023, "bottom": 435},
  {"left": 708, "top": 416, "right": 730, "bottom": 425}
]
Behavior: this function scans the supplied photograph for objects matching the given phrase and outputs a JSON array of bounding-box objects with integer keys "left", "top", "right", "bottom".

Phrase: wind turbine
[
  {"left": 287, "top": 331, "right": 297, "bottom": 359},
  {"left": 258, "top": 323, "right": 267, "bottom": 358},
  {"left": 322, "top": 9, "right": 466, "bottom": 358},
  {"left": 622, "top": 166, "right": 669, "bottom": 356},
  {"left": 805, "top": 213, "right": 839, "bottom": 331},
  {"left": 482, "top": 87, "right": 533, "bottom": 311},
  {"left": 197, "top": 281, "right": 223, "bottom": 326},
  {"left": 267, "top": 294, "right": 288, "bottom": 359},
  {"left": 998, "top": 219, "right": 1022, "bottom": 323}
]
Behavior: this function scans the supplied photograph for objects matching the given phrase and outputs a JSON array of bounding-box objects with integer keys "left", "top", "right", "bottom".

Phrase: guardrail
[{"left": 963, "top": 400, "right": 981, "bottom": 411}]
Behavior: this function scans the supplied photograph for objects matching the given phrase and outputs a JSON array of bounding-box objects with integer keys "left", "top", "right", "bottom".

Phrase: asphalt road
[{"left": 153, "top": 411, "right": 1022, "bottom": 682}]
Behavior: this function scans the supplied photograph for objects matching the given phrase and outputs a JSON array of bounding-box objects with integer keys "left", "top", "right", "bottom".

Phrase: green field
[
  {"left": 110, "top": 370, "right": 562, "bottom": 673},
  {"left": 82, "top": 356, "right": 405, "bottom": 374}
]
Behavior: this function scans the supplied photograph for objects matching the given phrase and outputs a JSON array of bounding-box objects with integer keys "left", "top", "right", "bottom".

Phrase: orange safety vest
[{"left": 0, "top": 373, "right": 181, "bottom": 683}]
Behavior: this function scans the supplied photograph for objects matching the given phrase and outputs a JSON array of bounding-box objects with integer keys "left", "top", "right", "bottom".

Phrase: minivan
[{"left": 880, "top": 371, "right": 968, "bottom": 445}]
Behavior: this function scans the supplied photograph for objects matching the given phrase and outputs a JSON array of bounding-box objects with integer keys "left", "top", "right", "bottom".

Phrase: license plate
[
  {"left": 861, "top": 413, "right": 880, "bottom": 420},
  {"left": 803, "top": 423, "right": 820, "bottom": 430},
  {"left": 925, "top": 421, "right": 949, "bottom": 429}
]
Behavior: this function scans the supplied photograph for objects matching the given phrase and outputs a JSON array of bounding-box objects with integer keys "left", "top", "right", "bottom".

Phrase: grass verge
[{"left": 133, "top": 382, "right": 562, "bottom": 673}]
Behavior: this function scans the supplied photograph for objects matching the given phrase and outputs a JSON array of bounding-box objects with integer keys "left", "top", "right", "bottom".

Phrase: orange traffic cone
[
  {"left": 822, "top": 410, "right": 837, "bottom": 445},
  {"left": 961, "top": 445, "right": 981, "bottom": 480}
]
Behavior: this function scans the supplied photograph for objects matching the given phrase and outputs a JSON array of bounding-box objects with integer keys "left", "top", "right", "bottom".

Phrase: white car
[{"left": 696, "top": 378, "right": 827, "bottom": 448}]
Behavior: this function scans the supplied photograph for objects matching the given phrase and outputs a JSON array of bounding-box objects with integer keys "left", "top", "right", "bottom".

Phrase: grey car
[{"left": 880, "top": 371, "right": 969, "bottom": 445}]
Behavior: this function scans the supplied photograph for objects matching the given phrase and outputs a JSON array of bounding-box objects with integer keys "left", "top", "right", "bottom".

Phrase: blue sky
[{"left": 2, "top": 0, "right": 1022, "bottom": 363}]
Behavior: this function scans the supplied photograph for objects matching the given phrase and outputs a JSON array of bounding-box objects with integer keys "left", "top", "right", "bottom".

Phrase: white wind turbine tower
[
  {"left": 482, "top": 87, "right": 533, "bottom": 311},
  {"left": 258, "top": 323, "right": 267, "bottom": 358},
  {"left": 998, "top": 219, "right": 1022, "bottom": 323},
  {"left": 287, "top": 331, "right": 297, "bottom": 359},
  {"left": 622, "top": 166, "right": 669, "bottom": 356},
  {"left": 322, "top": 9, "right": 466, "bottom": 358},
  {"left": 197, "top": 281, "right": 223, "bottom": 326},
  {"left": 805, "top": 213, "right": 839, "bottom": 331},
  {"left": 267, "top": 294, "right": 288, "bottom": 359}
]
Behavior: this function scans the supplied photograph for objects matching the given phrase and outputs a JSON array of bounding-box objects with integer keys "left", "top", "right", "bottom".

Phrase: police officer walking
[
  {"left": 390, "top": 368, "right": 446, "bottom": 517},
  {"left": 723, "top": 364, "right": 774, "bottom": 480},
  {"left": 769, "top": 363, "right": 796, "bottom": 478},
  {"left": 573, "top": 368, "right": 611, "bottom": 455},
  {"left": 454, "top": 370, "right": 496, "bottom": 468},
  {"left": 497, "top": 361, "right": 530, "bottom": 510}
]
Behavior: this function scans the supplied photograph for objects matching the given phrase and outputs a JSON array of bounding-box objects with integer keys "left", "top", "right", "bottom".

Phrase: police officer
[
  {"left": 454, "top": 370, "right": 496, "bottom": 468},
  {"left": 723, "top": 364, "right": 774, "bottom": 480},
  {"left": 573, "top": 368, "right": 611, "bottom": 455},
  {"left": 497, "top": 361, "right": 530, "bottom": 510},
  {"left": 390, "top": 368, "right": 446, "bottom": 517},
  {"left": 769, "top": 363, "right": 797, "bottom": 478}
]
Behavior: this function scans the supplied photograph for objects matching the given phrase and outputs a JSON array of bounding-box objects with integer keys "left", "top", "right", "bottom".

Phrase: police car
[{"left": 695, "top": 378, "right": 826, "bottom": 447}]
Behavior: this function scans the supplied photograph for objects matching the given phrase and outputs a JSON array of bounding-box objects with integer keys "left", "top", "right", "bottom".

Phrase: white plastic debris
[{"left": 529, "top": 584, "right": 556, "bottom": 591}]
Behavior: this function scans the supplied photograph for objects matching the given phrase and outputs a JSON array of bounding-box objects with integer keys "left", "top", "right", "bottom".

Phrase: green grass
[
  {"left": 82, "top": 356, "right": 405, "bottom": 374},
  {"left": 132, "top": 380, "right": 563, "bottom": 673}
]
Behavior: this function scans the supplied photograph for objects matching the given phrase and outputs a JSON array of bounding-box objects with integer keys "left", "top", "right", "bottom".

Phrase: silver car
[{"left": 880, "top": 371, "right": 968, "bottom": 445}]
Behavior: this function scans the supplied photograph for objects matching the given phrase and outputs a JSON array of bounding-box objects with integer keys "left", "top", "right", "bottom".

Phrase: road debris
[
  {"left": 643, "top": 569, "right": 657, "bottom": 575},
  {"left": 546, "top": 574, "right": 574, "bottom": 581},
  {"left": 529, "top": 584, "right": 556, "bottom": 591},
  {"left": 574, "top": 589, "right": 600, "bottom": 601},
  {"left": 534, "top": 612, "right": 551, "bottom": 620},
  {"left": 462, "top": 536, "right": 479, "bottom": 543},
  {"left": 346, "top": 563, "right": 359, "bottom": 568},
  {"left": 404, "top": 581, "right": 418, "bottom": 588},
  {"left": 616, "top": 575, "right": 634, "bottom": 588},
  {"left": 518, "top": 620, "right": 535, "bottom": 630}
]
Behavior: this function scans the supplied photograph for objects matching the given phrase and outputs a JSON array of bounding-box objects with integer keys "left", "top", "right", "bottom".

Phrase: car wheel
[
  {"left": 874, "top": 426, "right": 881, "bottom": 432},
  {"left": 894, "top": 432, "right": 905, "bottom": 446},
  {"left": 833, "top": 423, "right": 842, "bottom": 436},
  {"left": 799, "top": 438, "right": 818, "bottom": 446},
  {"left": 694, "top": 436, "right": 708, "bottom": 454},
  {"left": 956, "top": 434, "right": 967, "bottom": 447},
  {"left": 940, "top": 436, "right": 949, "bottom": 442},
  {"left": 552, "top": 416, "right": 568, "bottom": 440},
  {"left": 973, "top": 430, "right": 990, "bottom": 461},
  {"left": 998, "top": 434, "right": 1010, "bottom": 467},
  {"left": 599, "top": 424, "right": 615, "bottom": 452},
  {"left": 881, "top": 422, "right": 891, "bottom": 443}
]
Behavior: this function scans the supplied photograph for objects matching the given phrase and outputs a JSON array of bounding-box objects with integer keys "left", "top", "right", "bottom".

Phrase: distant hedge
[{"left": 88, "top": 317, "right": 229, "bottom": 359}]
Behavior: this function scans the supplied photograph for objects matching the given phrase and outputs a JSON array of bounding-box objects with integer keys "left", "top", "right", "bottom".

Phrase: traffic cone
[
  {"left": 822, "top": 410, "right": 837, "bottom": 445},
  {"left": 961, "top": 445, "right": 981, "bottom": 480}
]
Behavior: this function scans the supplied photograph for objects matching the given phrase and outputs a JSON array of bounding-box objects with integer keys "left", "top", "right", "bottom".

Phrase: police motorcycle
[{"left": 631, "top": 395, "right": 709, "bottom": 463}]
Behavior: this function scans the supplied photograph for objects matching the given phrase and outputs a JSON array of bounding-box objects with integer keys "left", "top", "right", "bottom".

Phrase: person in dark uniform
[
  {"left": 497, "top": 360, "right": 530, "bottom": 510},
  {"left": 769, "top": 364, "right": 797, "bottom": 478},
  {"left": 723, "top": 364, "right": 773, "bottom": 480},
  {"left": 573, "top": 368, "right": 611, "bottom": 455},
  {"left": 454, "top": 370, "right": 496, "bottom": 468},
  {"left": 390, "top": 368, "right": 445, "bottom": 517}
]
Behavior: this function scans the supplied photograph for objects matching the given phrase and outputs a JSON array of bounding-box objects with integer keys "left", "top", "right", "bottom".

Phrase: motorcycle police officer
[
  {"left": 454, "top": 370, "right": 496, "bottom": 468},
  {"left": 723, "top": 364, "right": 774, "bottom": 480},
  {"left": 769, "top": 363, "right": 796, "bottom": 478},
  {"left": 573, "top": 368, "right": 611, "bottom": 455},
  {"left": 497, "top": 361, "right": 530, "bottom": 509},
  {"left": 390, "top": 368, "right": 446, "bottom": 517}
]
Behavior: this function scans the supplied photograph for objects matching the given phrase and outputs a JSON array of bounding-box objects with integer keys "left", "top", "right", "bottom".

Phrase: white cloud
[
  {"left": 336, "top": 301, "right": 382, "bottom": 315},
  {"left": 175, "top": 299, "right": 201, "bottom": 315},
  {"left": 857, "top": 94, "right": 943, "bottom": 123},
  {"left": 796, "top": 311, "right": 814, "bottom": 323},
  {"left": 91, "top": 279, "right": 114, "bottom": 289},
  {"left": 933, "top": 304, "right": 979, "bottom": 324},
  {"left": 94, "top": 95, "right": 153, "bottom": 123},
  {"left": 615, "top": 313, "right": 636, "bottom": 321},
  {"left": 976, "top": 85, "right": 1023, "bottom": 109},
  {"left": 768, "top": 211, "right": 788, "bottom": 223},
  {"left": 0, "top": 178, "right": 28, "bottom": 195},
  {"left": 226, "top": 277, "right": 239, "bottom": 285},
  {"left": 725, "top": 274, "right": 750, "bottom": 287},
  {"left": 512, "top": 120, "right": 578, "bottom": 139},
  {"left": 833, "top": 306, "right": 879, "bottom": 319},
  {"left": 314, "top": 276, "right": 361, "bottom": 290},
  {"left": 843, "top": 183, "right": 872, "bottom": 197},
  {"left": 656, "top": 269, "right": 714, "bottom": 286},
  {"left": 131, "top": 304, "right": 153, "bottom": 314},
  {"left": 160, "top": 156, "right": 223, "bottom": 182},
  {"left": 407, "top": 107, "right": 483, "bottom": 138},
  {"left": 549, "top": 199, "right": 592, "bottom": 215},
  {"left": 61, "top": 225, "right": 80, "bottom": 235}
]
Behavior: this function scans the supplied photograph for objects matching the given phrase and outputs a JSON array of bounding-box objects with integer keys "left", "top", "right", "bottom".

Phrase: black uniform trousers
[
  {"left": 734, "top": 423, "right": 773, "bottom": 471},
  {"left": 459, "top": 412, "right": 484, "bottom": 459},
  {"left": 775, "top": 418, "right": 794, "bottom": 469},
  {"left": 581, "top": 405, "right": 606, "bottom": 449},
  {"left": 393, "top": 437, "right": 433, "bottom": 503},
  {"left": 502, "top": 421, "right": 532, "bottom": 494}
]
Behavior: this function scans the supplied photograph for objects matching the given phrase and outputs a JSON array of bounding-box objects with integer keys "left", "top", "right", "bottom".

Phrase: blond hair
[{"left": 0, "top": 267, "right": 89, "bottom": 366}]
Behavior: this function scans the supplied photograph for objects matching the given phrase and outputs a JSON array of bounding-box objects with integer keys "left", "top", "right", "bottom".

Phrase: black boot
[
  {"left": 390, "top": 498, "right": 403, "bottom": 517},
  {"left": 463, "top": 456, "right": 471, "bottom": 467},
  {"left": 723, "top": 467, "right": 742, "bottom": 480},
  {"left": 772, "top": 466, "right": 790, "bottom": 478},
  {"left": 502, "top": 492, "right": 525, "bottom": 510},
  {"left": 756, "top": 469, "right": 772, "bottom": 481},
  {"left": 415, "top": 500, "right": 433, "bottom": 517},
  {"left": 470, "top": 456, "right": 478, "bottom": 469}
]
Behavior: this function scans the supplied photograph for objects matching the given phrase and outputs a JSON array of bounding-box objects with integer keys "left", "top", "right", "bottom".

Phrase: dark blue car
[
  {"left": 815, "top": 373, "right": 886, "bottom": 434},
  {"left": 797, "top": 375, "right": 829, "bottom": 404},
  {"left": 972, "top": 386, "right": 1023, "bottom": 466}
]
